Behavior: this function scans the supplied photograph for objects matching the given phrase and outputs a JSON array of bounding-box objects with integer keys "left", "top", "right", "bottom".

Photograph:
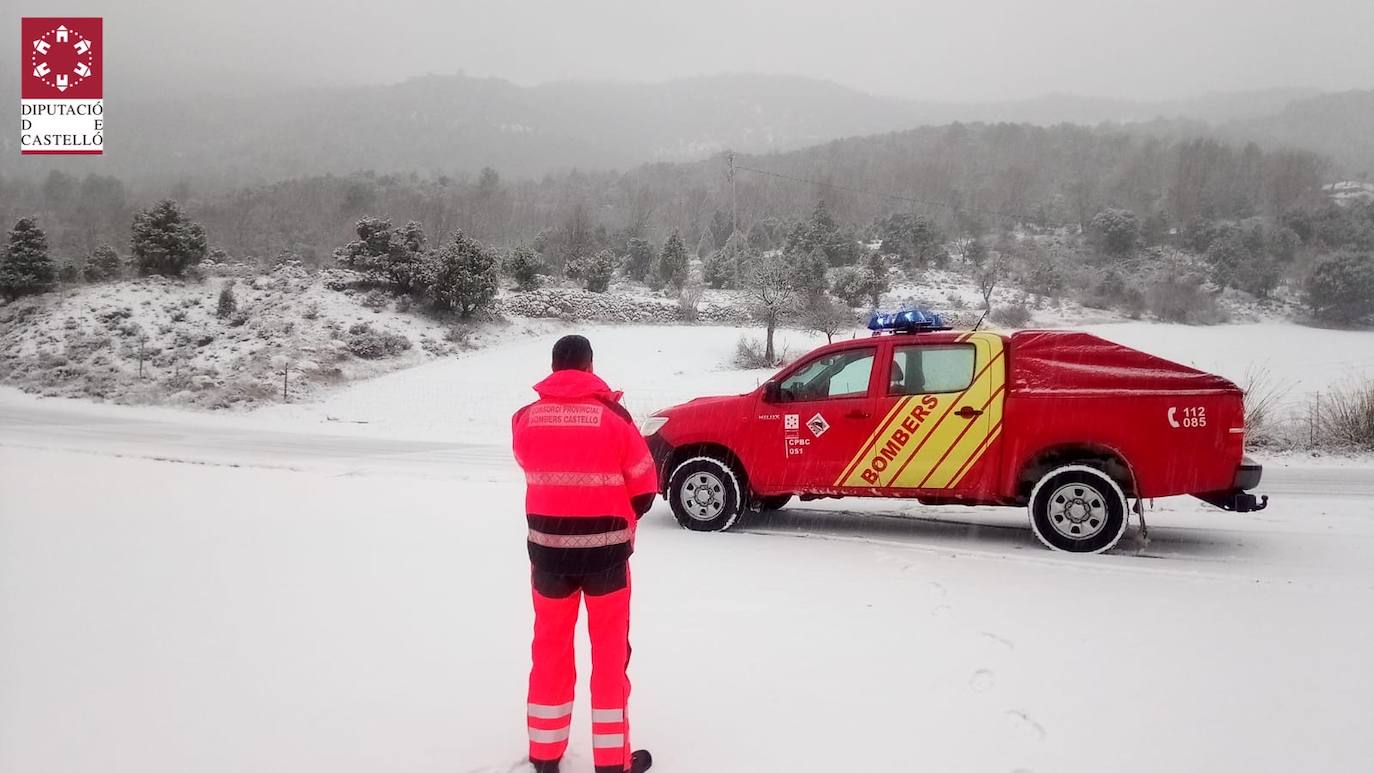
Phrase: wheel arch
[
  {"left": 1014, "top": 442, "right": 1138, "bottom": 502},
  {"left": 665, "top": 442, "right": 749, "bottom": 490}
]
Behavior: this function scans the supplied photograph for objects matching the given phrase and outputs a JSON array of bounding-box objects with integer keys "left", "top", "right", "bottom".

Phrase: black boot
[
  {"left": 529, "top": 758, "right": 560, "bottom": 773},
  {"left": 594, "top": 749, "right": 652, "bottom": 773}
]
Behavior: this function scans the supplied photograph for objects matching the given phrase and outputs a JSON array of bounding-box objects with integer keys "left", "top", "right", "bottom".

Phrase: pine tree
[
  {"left": 83, "top": 244, "right": 122, "bottom": 282},
  {"left": 657, "top": 231, "right": 689, "bottom": 289},
  {"left": 0, "top": 217, "right": 56, "bottom": 300},
  {"left": 426, "top": 230, "right": 499, "bottom": 318},
  {"left": 130, "top": 200, "right": 208, "bottom": 277}
]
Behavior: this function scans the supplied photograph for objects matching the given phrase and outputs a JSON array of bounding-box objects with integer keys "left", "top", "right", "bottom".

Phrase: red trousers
[{"left": 527, "top": 565, "right": 632, "bottom": 770}]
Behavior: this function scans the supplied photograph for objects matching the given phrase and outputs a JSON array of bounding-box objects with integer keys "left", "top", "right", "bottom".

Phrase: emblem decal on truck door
[{"left": 807, "top": 413, "right": 830, "bottom": 438}]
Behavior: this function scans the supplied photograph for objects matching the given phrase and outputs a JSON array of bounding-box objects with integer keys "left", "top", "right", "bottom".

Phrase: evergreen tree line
[{"left": 0, "top": 123, "right": 1338, "bottom": 265}]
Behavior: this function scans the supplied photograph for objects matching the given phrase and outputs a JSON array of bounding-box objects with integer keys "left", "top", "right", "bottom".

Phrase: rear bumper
[{"left": 1194, "top": 455, "right": 1268, "bottom": 512}]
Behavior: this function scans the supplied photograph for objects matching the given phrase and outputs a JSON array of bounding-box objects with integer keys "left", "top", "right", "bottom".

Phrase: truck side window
[
  {"left": 889, "top": 345, "right": 976, "bottom": 395},
  {"left": 780, "top": 348, "right": 875, "bottom": 402}
]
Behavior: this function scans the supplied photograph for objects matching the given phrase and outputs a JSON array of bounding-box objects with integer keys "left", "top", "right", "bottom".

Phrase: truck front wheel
[
  {"left": 668, "top": 456, "right": 745, "bottom": 532},
  {"left": 1028, "top": 465, "right": 1129, "bottom": 554}
]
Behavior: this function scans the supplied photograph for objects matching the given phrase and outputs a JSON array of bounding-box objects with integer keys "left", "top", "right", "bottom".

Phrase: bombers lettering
[{"left": 859, "top": 394, "right": 939, "bottom": 484}]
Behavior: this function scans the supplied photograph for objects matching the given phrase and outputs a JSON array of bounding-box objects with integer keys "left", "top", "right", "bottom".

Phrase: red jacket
[{"left": 512, "top": 369, "right": 657, "bottom": 573}]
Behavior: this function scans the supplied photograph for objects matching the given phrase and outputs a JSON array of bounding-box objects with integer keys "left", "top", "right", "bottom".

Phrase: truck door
[
  {"left": 756, "top": 344, "right": 880, "bottom": 491},
  {"left": 834, "top": 333, "right": 1006, "bottom": 492}
]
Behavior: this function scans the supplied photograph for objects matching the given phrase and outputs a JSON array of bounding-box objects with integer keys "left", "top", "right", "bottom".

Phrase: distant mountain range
[{"left": 2, "top": 73, "right": 1368, "bottom": 186}]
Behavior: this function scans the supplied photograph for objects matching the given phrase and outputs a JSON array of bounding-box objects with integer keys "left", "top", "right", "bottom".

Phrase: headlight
[{"left": 640, "top": 416, "right": 669, "bottom": 436}]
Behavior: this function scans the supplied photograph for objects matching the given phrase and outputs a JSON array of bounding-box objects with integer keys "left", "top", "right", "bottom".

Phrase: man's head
[{"left": 551, "top": 334, "right": 593, "bottom": 372}]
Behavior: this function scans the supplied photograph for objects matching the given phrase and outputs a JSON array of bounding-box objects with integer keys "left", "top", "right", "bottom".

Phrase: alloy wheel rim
[{"left": 1047, "top": 483, "right": 1108, "bottom": 540}]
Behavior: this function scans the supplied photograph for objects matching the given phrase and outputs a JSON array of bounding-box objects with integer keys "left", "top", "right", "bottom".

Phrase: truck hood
[{"left": 657, "top": 392, "right": 749, "bottom": 417}]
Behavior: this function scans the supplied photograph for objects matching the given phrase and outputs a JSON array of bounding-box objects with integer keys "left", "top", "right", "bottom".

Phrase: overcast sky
[{"left": 7, "top": 0, "right": 1372, "bottom": 101}]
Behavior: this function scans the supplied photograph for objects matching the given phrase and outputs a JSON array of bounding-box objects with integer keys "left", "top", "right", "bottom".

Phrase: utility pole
[{"left": 727, "top": 151, "right": 738, "bottom": 236}]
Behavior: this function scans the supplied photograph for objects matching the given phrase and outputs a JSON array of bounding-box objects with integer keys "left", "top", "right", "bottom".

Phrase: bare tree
[
  {"left": 803, "top": 294, "right": 853, "bottom": 343},
  {"left": 975, "top": 254, "right": 1006, "bottom": 310},
  {"left": 743, "top": 252, "right": 796, "bottom": 364}
]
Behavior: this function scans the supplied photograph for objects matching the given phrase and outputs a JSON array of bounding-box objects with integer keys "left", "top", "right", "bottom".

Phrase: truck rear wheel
[
  {"left": 668, "top": 456, "right": 745, "bottom": 532},
  {"left": 1028, "top": 465, "right": 1129, "bottom": 554}
]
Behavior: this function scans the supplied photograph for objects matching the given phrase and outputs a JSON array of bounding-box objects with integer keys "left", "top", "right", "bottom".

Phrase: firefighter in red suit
[{"left": 511, "top": 335, "right": 657, "bottom": 773}]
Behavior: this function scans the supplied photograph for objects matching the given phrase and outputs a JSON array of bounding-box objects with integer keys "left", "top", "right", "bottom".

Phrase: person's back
[{"left": 510, "top": 335, "right": 656, "bottom": 773}]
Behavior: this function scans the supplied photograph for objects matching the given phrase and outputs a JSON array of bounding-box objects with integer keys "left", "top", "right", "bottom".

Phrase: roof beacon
[{"left": 867, "top": 308, "right": 951, "bottom": 334}]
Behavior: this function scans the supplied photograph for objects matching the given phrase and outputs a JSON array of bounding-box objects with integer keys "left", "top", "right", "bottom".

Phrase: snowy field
[{"left": 3, "top": 320, "right": 1374, "bottom": 773}]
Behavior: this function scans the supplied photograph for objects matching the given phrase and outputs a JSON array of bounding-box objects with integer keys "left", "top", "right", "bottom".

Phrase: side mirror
[{"left": 763, "top": 381, "right": 782, "bottom": 403}]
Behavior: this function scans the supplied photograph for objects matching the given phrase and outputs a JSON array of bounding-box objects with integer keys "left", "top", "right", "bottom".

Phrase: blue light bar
[{"left": 867, "top": 307, "right": 950, "bottom": 332}]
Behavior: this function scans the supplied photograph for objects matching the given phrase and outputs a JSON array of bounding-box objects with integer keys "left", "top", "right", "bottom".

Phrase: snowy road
[
  {"left": 3, "top": 395, "right": 1372, "bottom": 495},
  {"left": 3, "top": 392, "right": 1374, "bottom": 773}
]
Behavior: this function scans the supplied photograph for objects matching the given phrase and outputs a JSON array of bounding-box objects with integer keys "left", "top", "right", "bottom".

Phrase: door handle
[
  {"left": 954, "top": 406, "right": 983, "bottom": 419},
  {"left": 845, "top": 409, "right": 871, "bottom": 419}
]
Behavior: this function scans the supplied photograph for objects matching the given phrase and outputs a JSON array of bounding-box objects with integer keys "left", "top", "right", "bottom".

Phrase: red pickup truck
[{"left": 641, "top": 315, "right": 1266, "bottom": 553}]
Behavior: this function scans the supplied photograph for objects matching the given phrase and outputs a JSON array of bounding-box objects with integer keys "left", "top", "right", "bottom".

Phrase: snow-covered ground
[
  {"left": 2, "top": 444, "right": 1371, "bottom": 773},
  {"left": 3, "top": 319, "right": 1374, "bottom": 773}
]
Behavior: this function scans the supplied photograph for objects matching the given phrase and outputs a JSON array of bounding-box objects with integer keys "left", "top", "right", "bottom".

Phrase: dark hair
[{"left": 551, "top": 334, "right": 593, "bottom": 371}]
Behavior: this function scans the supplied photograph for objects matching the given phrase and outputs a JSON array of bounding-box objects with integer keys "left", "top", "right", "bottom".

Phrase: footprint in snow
[
  {"left": 969, "top": 668, "right": 995, "bottom": 692},
  {"left": 979, "top": 631, "right": 1016, "bottom": 650},
  {"left": 1005, "top": 709, "right": 1047, "bottom": 742}
]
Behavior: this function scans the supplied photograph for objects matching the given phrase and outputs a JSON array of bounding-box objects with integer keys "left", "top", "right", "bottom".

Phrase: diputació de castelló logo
[{"left": 20, "top": 17, "right": 103, "bottom": 155}]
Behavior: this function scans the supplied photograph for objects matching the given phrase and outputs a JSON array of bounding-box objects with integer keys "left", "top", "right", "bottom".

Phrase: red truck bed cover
[{"left": 1007, "top": 331, "right": 1237, "bottom": 395}]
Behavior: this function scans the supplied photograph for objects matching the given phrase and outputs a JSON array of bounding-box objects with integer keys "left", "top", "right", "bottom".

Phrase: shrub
[
  {"left": 1240, "top": 366, "right": 1292, "bottom": 447},
  {"left": 362, "top": 288, "right": 390, "bottom": 310},
  {"left": 990, "top": 303, "right": 1032, "bottom": 327},
  {"left": 567, "top": 249, "right": 616, "bottom": 292},
  {"left": 503, "top": 245, "right": 544, "bottom": 291},
  {"left": 1085, "top": 269, "right": 1147, "bottom": 316},
  {"left": 1146, "top": 272, "right": 1226, "bottom": 324},
  {"left": 1317, "top": 379, "right": 1374, "bottom": 450},
  {"left": 1088, "top": 208, "right": 1140, "bottom": 260},
  {"left": 216, "top": 282, "right": 238, "bottom": 318},
  {"left": 678, "top": 276, "right": 705, "bottom": 321},
  {"left": 345, "top": 323, "right": 413, "bottom": 359},
  {"left": 733, "top": 336, "right": 784, "bottom": 369},
  {"left": 1304, "top": 251, "right": 1374, "bottom": 325}
]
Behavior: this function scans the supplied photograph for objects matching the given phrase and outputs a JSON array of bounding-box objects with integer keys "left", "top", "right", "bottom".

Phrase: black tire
[
  {"left": 1028, "top": 465, "right": 1129, "bottom": 554},
  {"left": 668, "top": 456, "right": 745, "bottom": 532},
  {"left": 755, "top": 495, "right": 793, "bottom": 512}
]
